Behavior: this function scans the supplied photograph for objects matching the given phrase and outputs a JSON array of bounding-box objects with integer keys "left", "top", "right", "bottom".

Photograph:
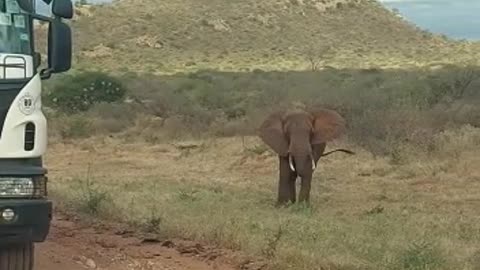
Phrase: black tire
[{"left": 0, "top": 243, "right": 34, "bottom": 270}]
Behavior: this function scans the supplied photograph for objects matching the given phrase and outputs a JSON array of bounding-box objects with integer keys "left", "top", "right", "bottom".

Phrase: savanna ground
[{"left": 41, "top": 66, "right": 480, "bottom": 269}]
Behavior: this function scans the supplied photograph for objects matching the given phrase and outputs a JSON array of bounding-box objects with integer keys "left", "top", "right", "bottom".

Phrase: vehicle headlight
[{"left": 0, "top": 177, "right": 47, "bottom": 198}]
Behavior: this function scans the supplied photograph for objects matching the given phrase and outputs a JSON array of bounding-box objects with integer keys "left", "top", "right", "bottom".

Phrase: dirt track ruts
[{"left": 35, "top": 211, "right": 262, "bottom": 270}]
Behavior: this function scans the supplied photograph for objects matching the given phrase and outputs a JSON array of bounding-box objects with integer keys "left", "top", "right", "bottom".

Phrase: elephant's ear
[
  {"left": 258, "top": 110, "right": 289, "bottom": 156},
  {"left": 309, "top": 108, "right": 346, "bottom": 145}
]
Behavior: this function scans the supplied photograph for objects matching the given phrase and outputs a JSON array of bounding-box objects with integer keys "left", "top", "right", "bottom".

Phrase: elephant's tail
[{"left": 321, "top": 149, "right": 356, "bottom": 157}]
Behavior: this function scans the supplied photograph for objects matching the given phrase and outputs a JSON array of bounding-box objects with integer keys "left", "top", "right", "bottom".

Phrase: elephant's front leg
[
  {"left": 298, "top": 173, "right": 312, "bottom": 204},
  {"left": 277, "top": 156, "right": 296, "bottom": 205},
  {"left": 298, "top": 144, "right": 325, "bottom": 204},
  {"left": 288, "top": 167, "right": 297, "bottom": 203}
]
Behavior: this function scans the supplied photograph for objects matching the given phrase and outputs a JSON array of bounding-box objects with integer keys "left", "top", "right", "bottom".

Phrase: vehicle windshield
[{"left": 0, "top": 0, "right": 32, "bottom": 55}]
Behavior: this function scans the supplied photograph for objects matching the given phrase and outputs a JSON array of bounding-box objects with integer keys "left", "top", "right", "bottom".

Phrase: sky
[
  {"left": 34, "top": 0, "right": 480, "bottom": 41},
  {"left": 380, "top": 0, "right": 480, "bottom": 40},
  {"left": 35, "top": 0, "right": 110, "bottom": 15}
]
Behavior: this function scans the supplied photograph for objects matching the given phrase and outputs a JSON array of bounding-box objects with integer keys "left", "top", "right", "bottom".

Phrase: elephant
[{"left": 258, "top": 107, "right": 355, "bottom": 206}]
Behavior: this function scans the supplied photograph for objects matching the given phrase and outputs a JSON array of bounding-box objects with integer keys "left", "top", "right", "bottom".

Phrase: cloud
[
  {"left": 380, "top": 0, "right": 435, "bottom": 2},
  {"left": 379, "top": 0, "right": 463, "bottom": 4},
  {"left": 379, "top": 0, "right": 421, "bottom": 2},
  {"left": 380, "top": 0, "right": 436, "bottom": 11}
]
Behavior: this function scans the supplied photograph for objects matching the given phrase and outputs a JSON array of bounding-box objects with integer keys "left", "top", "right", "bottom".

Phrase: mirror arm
[
  {"left": 30, "top": 13, "right": 54, "bottom": 23},
  {"left": 40, "top": 68, "right": 53, "bottom": 80}
]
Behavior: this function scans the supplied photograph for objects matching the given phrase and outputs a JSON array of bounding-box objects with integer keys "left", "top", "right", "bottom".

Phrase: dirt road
[{"left": 34, "top": 212, "right": 261, "bottom": 270}]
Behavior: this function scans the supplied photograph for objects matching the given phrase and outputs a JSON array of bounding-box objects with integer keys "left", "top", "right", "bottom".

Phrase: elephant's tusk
[
  {"left": 288, "top": 155, "right": 296, "bottom": 172},
  {"left": 311, "top": 154, "right": 316, "bottom": 171}
]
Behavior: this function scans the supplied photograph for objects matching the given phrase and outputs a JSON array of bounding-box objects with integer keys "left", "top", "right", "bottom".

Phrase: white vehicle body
[
  {"left": 0, "top": 54, "right": 47, "bottom": 158},
  {"left": 0, "top": 1, "right": 73, "bottom": 268}
]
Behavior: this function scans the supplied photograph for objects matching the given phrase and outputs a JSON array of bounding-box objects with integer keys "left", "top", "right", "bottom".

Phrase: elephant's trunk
[
  {"left": 287, "top": 132, "right": 315, "bottom": 174},
  {"left": 287, "top": 152, "right": 316, "bottom": 173}
]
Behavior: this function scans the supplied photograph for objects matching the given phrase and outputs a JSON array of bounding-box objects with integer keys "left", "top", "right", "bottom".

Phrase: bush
[
  {"left": 393, "top": 240, "right": 446, "bottom": 270},
  {"left": 44, "top": 71, "right": 126, "bottom": 114},
  {"left": 126, "top": 66, "right": 479, "bottom": 136},
  {"left": 48, "top": 66, "right": 480, "bottom": 153},
  {"left": 87, "top": 102, "right": 139, "bottom": 134},
  {"left": 50, "top": 114, "right": 93, "bottom": 139}
]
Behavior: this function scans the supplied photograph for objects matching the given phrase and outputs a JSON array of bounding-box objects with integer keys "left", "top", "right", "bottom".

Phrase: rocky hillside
[{"left": 68, "top": 0, "right": 479, "bottom": 73}]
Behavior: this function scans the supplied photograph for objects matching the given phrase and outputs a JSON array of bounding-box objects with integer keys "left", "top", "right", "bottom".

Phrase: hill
[
  {"left": 41, "top": 2, "right": 480, "bottom": 268},
  {"left": 67, "top": 0, "right": 480, "bottom": 74},
  {"left": 39, "top": 1, "right": 480, "bottom": 269}
]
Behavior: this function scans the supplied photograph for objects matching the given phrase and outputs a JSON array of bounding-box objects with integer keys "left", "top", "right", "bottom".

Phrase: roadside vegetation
[
  {"left": 44, "top": 65, "right": 480, "bottom": 269},
  {"left": 44, "top": 65, "right": 480, "bottom": 158}
]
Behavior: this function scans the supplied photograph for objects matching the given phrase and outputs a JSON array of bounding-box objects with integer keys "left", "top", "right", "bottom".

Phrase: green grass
[
  {"left": 47, "top": 125, "right": 480, "bottom": 270},
  {"left": 51, "top": 172, "right": 480, "bottom": 270}
]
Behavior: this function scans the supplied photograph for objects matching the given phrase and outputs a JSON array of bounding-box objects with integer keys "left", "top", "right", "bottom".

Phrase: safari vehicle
[{"left": 0, "top": 0, "right": 72, "bottom": 268}]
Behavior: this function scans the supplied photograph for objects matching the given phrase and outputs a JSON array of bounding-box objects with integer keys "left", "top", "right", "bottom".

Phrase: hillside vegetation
[{"left": 70, "top": 0, "right": 480, "bottom": 73}]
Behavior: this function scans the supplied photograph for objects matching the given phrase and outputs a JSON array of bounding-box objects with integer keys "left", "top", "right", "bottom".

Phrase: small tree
[{"left": 304, "top": 44, "right": 332, "bottom": 71}]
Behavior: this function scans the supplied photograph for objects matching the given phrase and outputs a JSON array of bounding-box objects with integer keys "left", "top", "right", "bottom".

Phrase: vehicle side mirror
[
  {"left": 52, "top": 0, "right": 73, "bottom": 19},
  {"left": 15, "top": 0, "right": 34, "bottom": 13},
  {"left": 41, "top": 20, "right": 71, "bottom": 79}
]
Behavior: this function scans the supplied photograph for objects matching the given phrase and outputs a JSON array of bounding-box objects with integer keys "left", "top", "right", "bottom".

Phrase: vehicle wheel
[{"left": 0, "top": 243, "right": 34, "bottom": 270}]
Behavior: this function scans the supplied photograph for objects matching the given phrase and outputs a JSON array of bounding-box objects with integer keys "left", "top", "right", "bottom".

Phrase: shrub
[
  {"left": 392, "top": 240, "right": 447, "bottom": 270},
  {"left": 44, "top": 71, "right": 126, "bottom": 114},
  {"left": 48, "top": 66, "right": 480, "bottom": 151},
  {"left": 87, "top": 102, "right": 139, "bottom": 134},
  {"left": 51, "top": 114, "right": 93, "bottom": 139}
]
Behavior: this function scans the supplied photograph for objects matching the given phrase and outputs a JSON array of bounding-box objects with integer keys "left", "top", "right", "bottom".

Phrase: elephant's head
[{"left": 259, "top": 107, "right": 347, "bottom": 177}]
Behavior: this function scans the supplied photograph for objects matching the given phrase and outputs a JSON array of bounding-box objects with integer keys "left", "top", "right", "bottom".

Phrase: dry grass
[
  {"left": 47, "top": 125, "right": 480, "bottom": 270},
  {"left": 67, "top": 0, "right": 480, "bottom": 74}
]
